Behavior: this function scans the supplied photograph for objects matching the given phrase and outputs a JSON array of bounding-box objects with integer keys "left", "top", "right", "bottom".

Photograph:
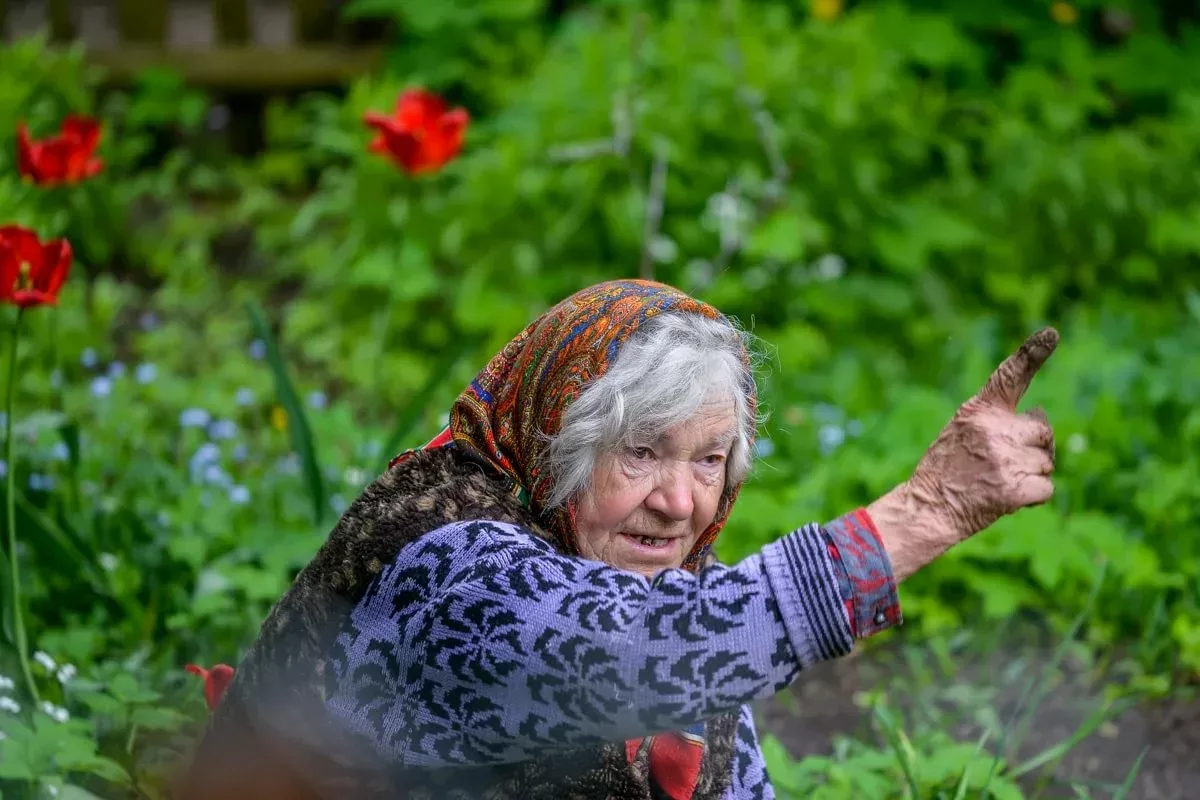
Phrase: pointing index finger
[{"left": 975, "top": 327, "right": 1060, "bottom": 410}]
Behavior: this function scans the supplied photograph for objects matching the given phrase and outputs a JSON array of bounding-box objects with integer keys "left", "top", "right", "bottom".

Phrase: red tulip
[
  {"left": 185, "top": 663, "right": 236, "bottom": 712},
  {"left": 17, "top": 114, "right": 104, "bottom": 186},
  {"left": 363, "top": 89, "right": 469, "bottom": 175},
  {"left": 0, "top": 226, "right": 72, "bottom": 309}
]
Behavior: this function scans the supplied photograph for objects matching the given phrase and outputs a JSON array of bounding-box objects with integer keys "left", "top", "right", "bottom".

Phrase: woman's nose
[{"left": 645, "top": 463, "right": 694, "bottom": 521}]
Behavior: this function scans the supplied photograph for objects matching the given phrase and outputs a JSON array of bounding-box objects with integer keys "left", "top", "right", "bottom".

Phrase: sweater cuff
[
  {"left": 761, "top": 523, "right": 854, "bottom": 669},
  {"left": 821, "top": 508, "right": 903, "bottom": 639}
]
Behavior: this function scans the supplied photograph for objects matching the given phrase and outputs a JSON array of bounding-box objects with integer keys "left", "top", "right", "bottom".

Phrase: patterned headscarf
[{"left": 392, "top": 278, "right": 757, "bottom": 573}]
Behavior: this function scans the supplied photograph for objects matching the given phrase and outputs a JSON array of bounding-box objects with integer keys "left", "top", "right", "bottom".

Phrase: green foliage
[{"left": 0, "top": 0, "right": 1196, "bottom": 796}]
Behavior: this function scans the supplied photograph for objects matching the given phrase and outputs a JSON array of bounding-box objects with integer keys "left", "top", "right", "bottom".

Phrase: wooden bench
[{"left": 0, "top": 0, "right": 386, "bottom": 90}]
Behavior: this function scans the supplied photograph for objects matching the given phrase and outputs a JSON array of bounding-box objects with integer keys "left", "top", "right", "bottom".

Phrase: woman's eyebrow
[{"left": 703, "top": 430, "right": 738, "bottom": 450}]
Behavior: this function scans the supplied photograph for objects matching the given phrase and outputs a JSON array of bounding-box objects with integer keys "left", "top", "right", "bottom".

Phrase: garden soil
[{"left": 755, "top": 638, "right": 1200, "bottom": 799}]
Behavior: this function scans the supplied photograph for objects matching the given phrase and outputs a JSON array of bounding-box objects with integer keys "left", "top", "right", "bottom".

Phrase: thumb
[{"left": 975, "top": 327, "right": 1060, "bottom": 410}]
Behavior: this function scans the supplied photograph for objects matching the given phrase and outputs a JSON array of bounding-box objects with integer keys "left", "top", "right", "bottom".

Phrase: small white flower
[
  {"left": 648, "top": 235, "right": 678, "bottom": 264},
  {"left": 344, "top": 467, "right": 368, "bottom": 486},
  {"left": 90, "top": 376, "right": 113, "bottom": 398},
  {"left": 135, "top": 362, "right": 157, "bottom": 384},
  {"left": 180, "top": 408, "right": 211, "bottom": 428},
  {"left": 46, "top": 783, "right": 60, "bottom": 797},
  {"left": 813, "top": 253, "right": 846, "bottom": 281},
  {"left": 0, "top": 674, "right": 14, "bottom": 691},
  {"left": 1067, "top": 433, "right": 1088, "bottom": 454},
  {"left": 204, "top": 465, "right": 230, "bottom": 487},
  {"left": 56, "top": 664, "right": 77, "bottom": 684},
  {"left": 0, "top": 696, "right": 21, "bottom": 713},
  {"left": 818, "top": 424, "right": 846, "bottom": 455},
  {"left": 98, "top": 552, "right": 119, "bottom": 572},
  {"left": 34, "top": 651, "right": 56, "bottom": 671},
  {"left": 51, "top": 441, "right": 70, "bottom": 461},
  {"left": 228, "top": 485, "right": 250, "bottom": 505},
  {"left": 41, "top": 700, "right": 70, "bottom": 722},
  {"left": 209, "top": 419, "right": 238, "bottom": 440},
  {"left": 235, "top": 387, "right": 255, "bottom": 407}
]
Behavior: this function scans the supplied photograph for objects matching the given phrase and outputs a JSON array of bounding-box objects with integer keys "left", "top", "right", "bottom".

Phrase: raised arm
[{"left": 322, "top": 513, "right": 898, "bottom": 768}]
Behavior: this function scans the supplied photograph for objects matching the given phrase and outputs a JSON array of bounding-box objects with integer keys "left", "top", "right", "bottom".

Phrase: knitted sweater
[{"left": 322, "top": 511, "right": 901, "bottom": 798}]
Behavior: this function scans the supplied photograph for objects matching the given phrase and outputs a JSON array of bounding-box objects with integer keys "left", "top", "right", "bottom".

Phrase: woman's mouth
[{"left": 620, "top": 532, "right": 676, "bottom": 551}]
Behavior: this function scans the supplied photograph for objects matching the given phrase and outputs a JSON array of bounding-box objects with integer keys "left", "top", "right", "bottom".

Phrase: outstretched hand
[{"left": 867, "top": 328, "right": 1060, "bottom": 581}]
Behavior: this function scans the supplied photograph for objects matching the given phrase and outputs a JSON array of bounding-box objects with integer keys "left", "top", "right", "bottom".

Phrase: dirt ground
[{"left": 755, "top": 635, "right": 1200, "bottom": 799}]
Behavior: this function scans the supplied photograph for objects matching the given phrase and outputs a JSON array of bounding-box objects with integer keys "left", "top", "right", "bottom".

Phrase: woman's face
[{"left": 573, "top": 398, "right": 736, "bottom": 579}]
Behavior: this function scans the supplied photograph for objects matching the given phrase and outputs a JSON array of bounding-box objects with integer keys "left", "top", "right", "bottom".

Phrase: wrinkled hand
[
  {"left": 868, "top": 328, "right": 1059, "bottom": 581},
  {"left": 908, "top": 327, "right": 1059, "bottom": 540}
]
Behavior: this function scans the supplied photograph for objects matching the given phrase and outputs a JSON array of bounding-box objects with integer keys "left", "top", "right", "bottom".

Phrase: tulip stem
[{"left": 5, "top": 308, "right": 37, "bottom": 704}]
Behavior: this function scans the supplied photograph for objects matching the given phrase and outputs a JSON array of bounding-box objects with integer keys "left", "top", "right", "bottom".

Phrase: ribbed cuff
[
  {"left": 761, "top": 523, "right": 854, "bottom": 669},
  {"left": 822, "top": 508, "right": 903, "bottom": 639}
]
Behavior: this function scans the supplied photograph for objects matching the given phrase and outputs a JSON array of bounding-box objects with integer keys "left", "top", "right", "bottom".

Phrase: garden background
[{"left": 0, "top": 0, "right": 1197, "bottom": 797}]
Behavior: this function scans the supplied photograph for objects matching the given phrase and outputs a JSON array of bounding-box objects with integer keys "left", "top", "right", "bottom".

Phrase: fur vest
[{"left": 174, "top": 445, "right": 738, "bottom": 800}]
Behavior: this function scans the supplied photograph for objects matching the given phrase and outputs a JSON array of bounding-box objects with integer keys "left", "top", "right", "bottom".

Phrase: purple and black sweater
[{"left": 321, "top": 509, "right": 901, "bottom": 799}]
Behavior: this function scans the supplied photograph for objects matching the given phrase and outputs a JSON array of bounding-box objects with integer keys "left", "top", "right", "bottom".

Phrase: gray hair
[{"left": 542, "top": 311, "right": 765, "bottom": 510}]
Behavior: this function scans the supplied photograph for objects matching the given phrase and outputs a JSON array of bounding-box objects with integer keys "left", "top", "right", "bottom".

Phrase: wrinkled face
[{"left": 573, "top": 399, "right": 736, "bottom": 579}]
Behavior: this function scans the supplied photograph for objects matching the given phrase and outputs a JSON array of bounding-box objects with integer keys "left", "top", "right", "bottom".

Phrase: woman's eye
[
  {"left": 701, "top": 454, "right": 726, "bottom": 467},
  {"left": 629, "top": 447, "right": 653, "bottom": 460}
]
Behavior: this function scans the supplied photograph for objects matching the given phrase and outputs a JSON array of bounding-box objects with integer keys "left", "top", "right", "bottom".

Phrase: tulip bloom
[
  {"left": 0, "top": 227, "right": 75, "bottom": 704},
  {"left": 363, "top": 89, "right": 469, "bottom": 175},
  {"left": 17, "top": 115, "right": 104, "bottom": 186},
  {"left": 0, "top": 226, "right": 72, "bottom": 308}
]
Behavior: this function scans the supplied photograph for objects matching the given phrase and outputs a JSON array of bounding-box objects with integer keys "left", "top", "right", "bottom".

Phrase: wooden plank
[
  {"left": 83, "top": 44, "right": 385, "bottom": 89},
  {"left": 116, "top": 0, "right": 168, "bottom": 44},
  {"left": 212, "top": 0, "right": 250, "bottom": 44},
  {"left": 47, "top": 0, "right": 74, "bottom": 40}
]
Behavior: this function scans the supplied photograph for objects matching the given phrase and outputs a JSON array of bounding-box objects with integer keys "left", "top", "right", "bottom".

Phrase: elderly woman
[{"left": 175, "top": 279, "right": 1058, "bottom": 800}]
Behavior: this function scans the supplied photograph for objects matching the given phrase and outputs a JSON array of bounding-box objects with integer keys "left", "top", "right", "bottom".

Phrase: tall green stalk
[{"left": 5, "top": 308, "right": 37, "bottom": 703}]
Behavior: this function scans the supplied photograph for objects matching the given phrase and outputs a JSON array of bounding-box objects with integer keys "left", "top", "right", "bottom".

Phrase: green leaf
[{"left": 246, "top": 298, "right": 328, "bottom": 527}]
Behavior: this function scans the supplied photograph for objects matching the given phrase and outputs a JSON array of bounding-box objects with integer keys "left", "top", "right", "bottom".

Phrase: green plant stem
[{"left": 5, "top": 307, "right": 38, "bottom": 704}]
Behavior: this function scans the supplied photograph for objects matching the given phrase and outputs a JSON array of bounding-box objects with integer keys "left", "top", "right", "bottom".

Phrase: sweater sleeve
[{"left": 323, "top": 516, "right": 897, "bottom": 768}]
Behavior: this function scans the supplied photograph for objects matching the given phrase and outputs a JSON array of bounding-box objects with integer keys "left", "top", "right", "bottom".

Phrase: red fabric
[
  {"left": 626, "top": 733, "right": 706, "bottom": 799},
  {"left": 186, "top": 663, "right": 236, "bottom": 712},
  {"left": 822, "top": 507, "right": 903, "bottom": 638}
]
